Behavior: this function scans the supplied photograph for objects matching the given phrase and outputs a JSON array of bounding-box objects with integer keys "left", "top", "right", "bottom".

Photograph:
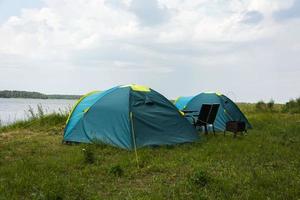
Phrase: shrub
[
  {"left": 282, "top": 98, "right": 300, "bottom": 113},
  {"left": 189, "top": 170, "right": 210, "bottom": 188},
  {"left": 109, "top": 165, "right": 124, "bottom": 177},
  {"left": 267, "top": 99, "right": 275, "bottom": 111},
  {"left": 255, "top": 101, "right": 267, "bottom": 111},
  {"left": 256, "top": 100, "right": 276, "bottom": 112}
]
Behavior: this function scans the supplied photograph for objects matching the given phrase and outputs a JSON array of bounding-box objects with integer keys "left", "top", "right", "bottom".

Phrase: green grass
[{"left": 0, "top": 105, "right": 300, "bottom": 199}]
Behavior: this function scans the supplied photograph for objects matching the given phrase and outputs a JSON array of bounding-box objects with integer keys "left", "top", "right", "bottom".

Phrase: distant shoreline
[{"left": 0, "top": 90, "right": 81, "bottom": 100}]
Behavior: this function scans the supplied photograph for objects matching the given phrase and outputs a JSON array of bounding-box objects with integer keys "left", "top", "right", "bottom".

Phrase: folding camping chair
[{"left": 185, "top": 104, "right": 220, "bottom": 135}]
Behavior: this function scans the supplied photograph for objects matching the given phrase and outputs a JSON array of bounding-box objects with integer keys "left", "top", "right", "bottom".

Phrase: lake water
[{"left": 0, "top": 98, "right": 76, "bottom": 126}]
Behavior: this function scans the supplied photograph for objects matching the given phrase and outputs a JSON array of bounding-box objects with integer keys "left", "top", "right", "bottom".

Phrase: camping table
[{"left": 182, "top": 111, "right": 199, "bottom": 125}]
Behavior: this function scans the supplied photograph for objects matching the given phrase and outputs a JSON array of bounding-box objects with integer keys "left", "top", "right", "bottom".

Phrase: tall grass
[
  {"left": 25, "top": 104, "right": 46, "bottom": 119},
  {"left": 0, "top": 105, "right": 69, "bottom": 133}
]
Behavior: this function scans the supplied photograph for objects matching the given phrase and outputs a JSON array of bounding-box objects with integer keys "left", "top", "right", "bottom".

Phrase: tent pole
[{"left": 130, "top": 112, "right": 139, "bottom": 169}]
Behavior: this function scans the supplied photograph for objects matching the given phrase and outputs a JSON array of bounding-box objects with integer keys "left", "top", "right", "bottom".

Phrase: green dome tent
[
  {"left": 63, "top": 84, "right": 199, "bottom": 150},
  {"left": 174, "top": 92, "right": 252, "bottom": 131}
]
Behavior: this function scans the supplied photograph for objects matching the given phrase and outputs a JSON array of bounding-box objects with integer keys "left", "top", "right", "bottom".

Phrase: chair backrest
[
  {"left": 207, "top": 104, "right": 220, "bottom": 124},
  {"left": 197, "top": 104, "right": 220, "bottom": 125}
]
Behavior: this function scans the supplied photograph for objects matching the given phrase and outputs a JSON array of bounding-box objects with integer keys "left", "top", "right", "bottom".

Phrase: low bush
[
  {"left": 267, "top": 99, "right": 275, "bottom": 111},
  {"left": 256, "top": 100, "right": 276, "bottom": 112},
  {"left": 109, "top": 165, "right": 124, "bottom": 177},
  {"left": 255, "top": 101, "right": 267, "bottom": 111},
  {"left": 189, "top": 170, "right": 210, "bottom": 188},
  {"left": 282, "top": 98, "right": 300, "bottom": 113}
]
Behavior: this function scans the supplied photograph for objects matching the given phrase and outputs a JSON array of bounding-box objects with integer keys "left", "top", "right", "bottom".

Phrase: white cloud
[{"left": 0, "top": 0, "right": 299, "bottom": 102}]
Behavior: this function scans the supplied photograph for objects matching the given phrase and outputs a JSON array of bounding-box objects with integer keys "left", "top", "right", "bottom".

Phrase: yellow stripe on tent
[
  {"left": 203, "top": 91, "right": 222, "bottom": 96},
  {"left": 120, "top": 84, "right": 150, "bottom": 92},
  {"left": 65, "top": 90, "right": 100, "bottom": 125}
]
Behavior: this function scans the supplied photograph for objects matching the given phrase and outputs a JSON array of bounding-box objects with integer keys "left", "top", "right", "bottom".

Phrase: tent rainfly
[
  {"left": 174, "top": 92, "right": 252, "bottom": 131},
  {"left": 64, "top": 84, "right": 199, "bottom": 150}
]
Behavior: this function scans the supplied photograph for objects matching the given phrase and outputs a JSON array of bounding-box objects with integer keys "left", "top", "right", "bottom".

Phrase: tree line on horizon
[{"left": 0, "top": 90, "right": 81, "bottom": 100}]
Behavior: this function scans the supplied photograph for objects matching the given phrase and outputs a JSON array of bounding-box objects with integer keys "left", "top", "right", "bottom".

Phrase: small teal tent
[
  {"left": 174, "top": 92, "right": 252, "bottom": 131},
  {"left": 64, "top": 84, "right": 198, "bottom": 150}
]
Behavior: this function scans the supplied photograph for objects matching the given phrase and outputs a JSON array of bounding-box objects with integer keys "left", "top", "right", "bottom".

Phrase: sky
[{"left": 0, "top": 0, "right": 299, "bottom": 103}]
